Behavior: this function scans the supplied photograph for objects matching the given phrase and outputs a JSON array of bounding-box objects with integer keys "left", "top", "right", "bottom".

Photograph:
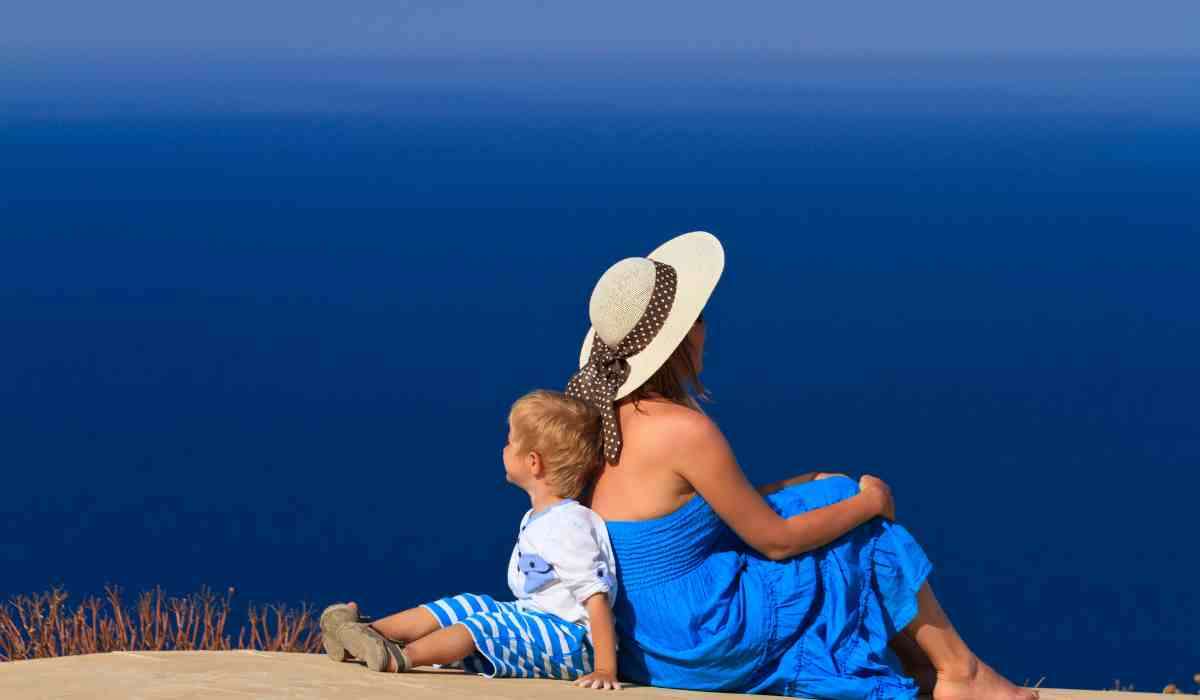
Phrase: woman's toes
[
  {"left": 978, "top": 662, "right": 1037, "bottom": 700},
  {"left": 932, "top": 658, "right": 1041, "bottom": 700}
]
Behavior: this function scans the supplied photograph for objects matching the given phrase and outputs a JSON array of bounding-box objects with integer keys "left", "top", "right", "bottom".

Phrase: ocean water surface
[{"left": 2, "top": 53, "right": 1198, "bottom": 691}]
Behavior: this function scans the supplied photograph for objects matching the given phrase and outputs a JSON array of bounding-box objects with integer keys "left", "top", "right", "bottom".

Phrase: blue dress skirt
[{"left": 605, "top": 476, "right": 932, "bottom": 699}]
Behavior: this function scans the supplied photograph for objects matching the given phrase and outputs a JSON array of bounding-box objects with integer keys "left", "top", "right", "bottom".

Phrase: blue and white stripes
[{"left": 422, "top": 593, "right": 594, "bottom": 680}]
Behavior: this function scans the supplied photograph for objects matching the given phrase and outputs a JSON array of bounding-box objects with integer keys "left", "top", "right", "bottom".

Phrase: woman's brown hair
[{"left": 624, "top": 332, "right": 710, "bottom": 412}]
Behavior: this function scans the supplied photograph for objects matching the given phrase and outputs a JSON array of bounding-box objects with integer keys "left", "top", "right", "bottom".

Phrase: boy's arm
[{"left": 574, "top": 593, "right": 621, "bottom": 690}]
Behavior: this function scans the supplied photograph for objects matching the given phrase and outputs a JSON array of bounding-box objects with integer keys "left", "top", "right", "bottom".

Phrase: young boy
[{"left": 321, "top": 390, "right": 622, "bottom": 690}]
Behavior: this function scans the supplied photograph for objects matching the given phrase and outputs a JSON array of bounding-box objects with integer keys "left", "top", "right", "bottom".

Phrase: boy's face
[{"left": 502, "top": 420, "right": 530, "bottom": 487}]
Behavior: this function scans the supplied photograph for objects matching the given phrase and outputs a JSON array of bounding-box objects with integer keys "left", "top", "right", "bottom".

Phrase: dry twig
[{"left": 0, "top": 586, "right": 321, "bottom": 661}]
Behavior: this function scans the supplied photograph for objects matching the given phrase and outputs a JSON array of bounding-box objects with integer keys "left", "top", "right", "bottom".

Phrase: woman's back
[
  {"left": 588, "top": 398, "right": 704, "bottom": 522},
  {"left": 589, "top": 398, "right": 758, "bottom": 690}
]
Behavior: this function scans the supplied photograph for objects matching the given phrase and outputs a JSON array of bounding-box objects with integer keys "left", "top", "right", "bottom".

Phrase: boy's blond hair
[{"left": 509, "top": 390, "right": 602, "bottom": 499}]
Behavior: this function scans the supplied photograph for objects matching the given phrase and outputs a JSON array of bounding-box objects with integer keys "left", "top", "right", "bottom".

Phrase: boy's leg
[
  {"left": 369, "top": 606, "right": 441, "bottom": 643},
  {"left": 384, "top": 624, "right": 475, "bottom": 672}
]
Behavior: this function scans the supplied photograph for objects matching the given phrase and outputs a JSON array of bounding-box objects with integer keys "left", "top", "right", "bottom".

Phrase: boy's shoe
[
  {"left": 339, "top": 622, "right": 410, "bottom": 672},
  {"left": 319, "top": 603, "right": 363, "bottom": 662}
]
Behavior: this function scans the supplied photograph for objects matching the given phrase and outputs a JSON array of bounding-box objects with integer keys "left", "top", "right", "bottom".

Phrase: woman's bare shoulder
[
  {"left": 594, "top": 401, "right": 736, "bottom": 519},
  {"left": 621, "top": 400, "right": 725, "bottom": 449}
]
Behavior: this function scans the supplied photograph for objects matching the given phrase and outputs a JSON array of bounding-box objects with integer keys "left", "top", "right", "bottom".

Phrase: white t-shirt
[{"left": 507, "top": 500, "right": 618, "bottom": 630}]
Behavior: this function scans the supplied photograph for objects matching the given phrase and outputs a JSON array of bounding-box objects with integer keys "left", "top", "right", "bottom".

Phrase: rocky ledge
[{"left": 0, "top": 651, "right": 1157, "bottom": 699}]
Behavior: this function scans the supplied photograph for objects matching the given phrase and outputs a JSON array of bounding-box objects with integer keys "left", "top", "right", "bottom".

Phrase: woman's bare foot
[{"left": 932, "top": 656, "right": 1038, "bottom": 700}]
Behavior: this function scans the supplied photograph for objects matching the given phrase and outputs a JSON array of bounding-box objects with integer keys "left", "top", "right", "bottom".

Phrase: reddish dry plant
[{"left": 0, "top": 586, "right": 322, "bottom": 662}]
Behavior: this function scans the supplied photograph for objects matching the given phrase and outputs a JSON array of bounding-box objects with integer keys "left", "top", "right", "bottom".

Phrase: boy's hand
[
  {"left": 858, "top": 474, "right": 896, "bottom": 521},
  {"left": 574, "top": 670, "right": 622, "bottom": 690}
]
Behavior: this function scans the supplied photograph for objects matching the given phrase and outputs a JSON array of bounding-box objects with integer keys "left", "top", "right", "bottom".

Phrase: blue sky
[{"left": 4, "top": 1, "right": 1200, "bottom": 56}]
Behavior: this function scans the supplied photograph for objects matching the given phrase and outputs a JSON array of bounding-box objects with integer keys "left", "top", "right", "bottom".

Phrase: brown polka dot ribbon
[{"left": 566, "top": 260, "right": 677, "bottom": 464}]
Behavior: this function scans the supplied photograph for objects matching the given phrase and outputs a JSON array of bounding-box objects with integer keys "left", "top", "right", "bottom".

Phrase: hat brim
[{"left": 578, "top": 231, "right": 724, "bottom": 399}]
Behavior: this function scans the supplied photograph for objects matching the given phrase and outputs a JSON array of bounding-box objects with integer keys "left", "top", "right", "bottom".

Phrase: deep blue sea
[{"left": 2, "top": 53, "right": 1197, "bottom": 691}]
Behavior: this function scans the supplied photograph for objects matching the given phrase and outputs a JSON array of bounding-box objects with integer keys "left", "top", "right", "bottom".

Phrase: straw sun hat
[{"left": 566, "top": 231, "right": 725, "bottom": 462}]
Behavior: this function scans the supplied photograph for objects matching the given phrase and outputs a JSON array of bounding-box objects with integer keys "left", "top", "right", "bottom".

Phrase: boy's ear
[{"left": 526, "top": 450, "right": 544, "bottom": 477}]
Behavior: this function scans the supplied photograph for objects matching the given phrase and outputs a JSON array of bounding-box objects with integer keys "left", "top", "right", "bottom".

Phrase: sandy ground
[{"left": 0, "top": 651, "right": 1163, "bottom": 699}]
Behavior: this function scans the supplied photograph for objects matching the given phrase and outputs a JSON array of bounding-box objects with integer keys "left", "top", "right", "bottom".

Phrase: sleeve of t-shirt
[{"left": 537, "top": 508, "right": 616, "bottom": 606}]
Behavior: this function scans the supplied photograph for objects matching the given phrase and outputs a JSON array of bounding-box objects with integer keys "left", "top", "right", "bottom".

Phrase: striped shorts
[{"left": 422, "top": 592, "right": 595, "bottom": 680}]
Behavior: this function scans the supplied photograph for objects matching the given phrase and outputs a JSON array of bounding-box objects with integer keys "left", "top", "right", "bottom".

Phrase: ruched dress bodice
[{"left": 605, "top": 477, "right": 932, "bottom": 699}]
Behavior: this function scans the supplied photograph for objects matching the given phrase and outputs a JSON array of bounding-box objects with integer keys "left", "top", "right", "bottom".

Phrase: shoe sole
[{"left": 319, "top": 603, "right": 358, "bottom": 663}]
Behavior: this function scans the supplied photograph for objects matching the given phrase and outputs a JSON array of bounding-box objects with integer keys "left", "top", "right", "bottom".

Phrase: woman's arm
[
  {"left": 575, "top": 593, "right": 621, "bottom": 690},
  {"left": 675, "top": 415, "right": 888, "bottom": 561}
]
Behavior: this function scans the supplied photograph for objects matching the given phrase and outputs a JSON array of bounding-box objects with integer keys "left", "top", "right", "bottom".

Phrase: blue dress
[{"left": 605, "top": 476, "right": 932, "bottom": 699}]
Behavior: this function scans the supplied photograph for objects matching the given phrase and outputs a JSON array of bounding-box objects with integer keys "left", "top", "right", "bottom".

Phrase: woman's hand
[
  {"left": 814, "top": 472, "right": 848, "bottom": 481},
  {"left": 574, "top": 670, "right": 622, "bottom": 690},
  {"left": 858, "top": 475, "right": 895, "bottom": 521}
]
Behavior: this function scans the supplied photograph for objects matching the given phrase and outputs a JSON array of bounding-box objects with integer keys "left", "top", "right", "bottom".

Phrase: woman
[{"left": 565, "top": 232, "right": 1037, "bottom": 700}]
